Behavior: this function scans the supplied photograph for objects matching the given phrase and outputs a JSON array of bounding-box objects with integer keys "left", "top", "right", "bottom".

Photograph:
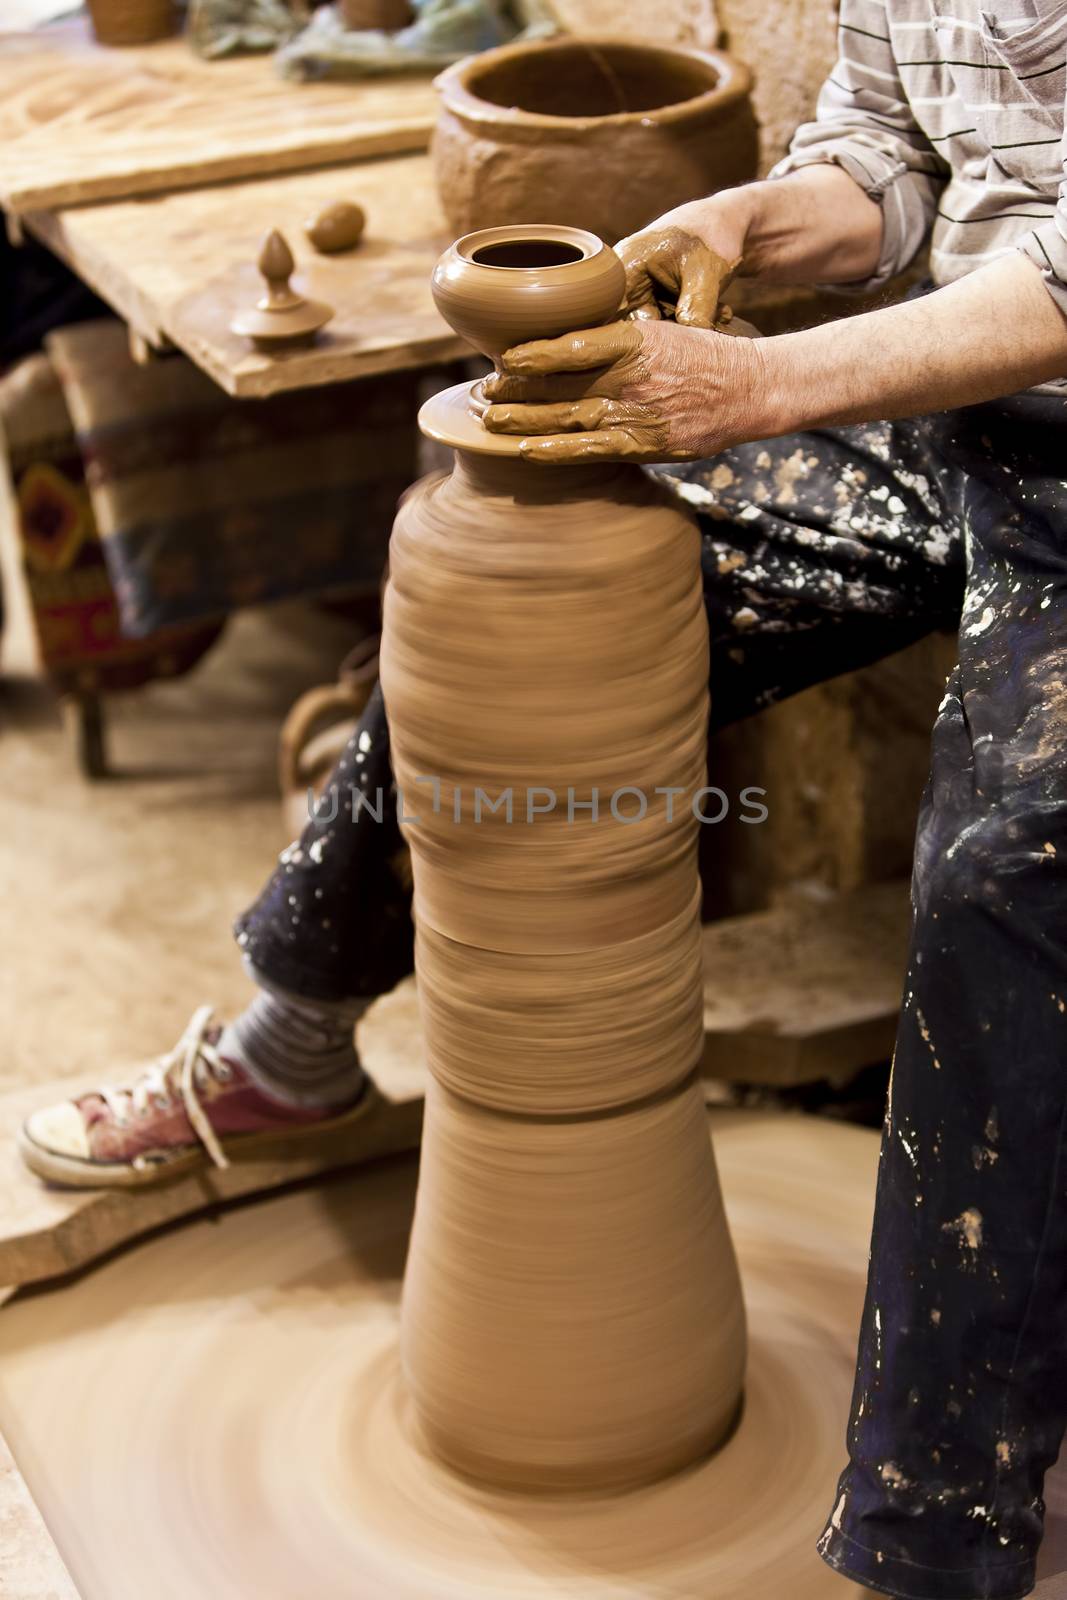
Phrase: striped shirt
[{"left": 769, "top": 0, "right": 1067, "bottom": 393}]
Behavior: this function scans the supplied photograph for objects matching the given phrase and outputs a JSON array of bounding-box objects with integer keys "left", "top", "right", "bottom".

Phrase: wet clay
[
  {"left": 430, "top": 224, "right": 626, "bottom": 364},
  {"left": 305, "top": 200, "right": 366, "bottom": 255},
  {"left": 432, "top": 37, "right": 758, "bottom": 245},
  {"left": 380, "top": 227, "right": 746, "bottom": 1488},
  {"left": 338, "top": 0, "right": 412, "bottom": 27}
]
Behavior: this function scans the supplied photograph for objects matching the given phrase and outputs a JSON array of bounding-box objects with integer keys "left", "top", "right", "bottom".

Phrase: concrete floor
[{"left": 0, "top": 462, "right": 363, "bottom": 1103}]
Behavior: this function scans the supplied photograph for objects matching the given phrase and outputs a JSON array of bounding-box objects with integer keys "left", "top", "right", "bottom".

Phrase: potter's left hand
[{"left": 481, "top": 318, "right": 763, "bottom": 464}]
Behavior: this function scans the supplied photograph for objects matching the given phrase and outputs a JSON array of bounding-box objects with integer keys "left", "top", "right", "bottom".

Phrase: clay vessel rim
[
  {"left": 434, "top": 38, "right": 752, "bottom": 133},
  {"left": 451, "top": 223, "right": 605, "bottom": 272}
]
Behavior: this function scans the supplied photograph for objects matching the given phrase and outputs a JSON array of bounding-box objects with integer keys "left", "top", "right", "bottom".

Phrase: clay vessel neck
[{"left": 449, "top": 447, "right": 629, "bottom": 502}]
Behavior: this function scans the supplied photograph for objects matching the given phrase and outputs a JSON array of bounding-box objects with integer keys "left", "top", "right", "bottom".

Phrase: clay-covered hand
[
  {"left": 481, "top": 318, "right": 762, "bottom": 464},
  {"left": 617, "top": 224, "right": 741, "bottom": 329}
]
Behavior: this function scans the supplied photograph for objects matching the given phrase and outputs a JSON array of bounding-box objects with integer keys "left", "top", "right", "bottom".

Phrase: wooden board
[
  {"left": 0, "top": 882, "right": 909, "bottom": 1294},
  {"left": 700, "top": 879, "right": 911, "bottom": 1085},
  {"left": 7, "top": 1107, "right": 1067, "bottom": 1597},
  {"left": 24, "top": 154, "right": 470, "bottom": 397},
  {"left": 0, "top": 1039, "right": 425, "bottom": 1292},
  {"left": 0, "top": 17, "right": 438, "bottom": 214}
]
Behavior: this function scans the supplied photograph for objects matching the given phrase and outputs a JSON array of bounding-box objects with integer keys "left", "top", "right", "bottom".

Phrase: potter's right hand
[{"left": 617, "top": 202, "right": 748, "bottom": 329}]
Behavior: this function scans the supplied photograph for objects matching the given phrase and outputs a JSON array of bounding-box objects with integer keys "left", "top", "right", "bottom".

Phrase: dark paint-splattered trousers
[{"left": 237, "top": 390, "right": 1067, "bottom": 1600}]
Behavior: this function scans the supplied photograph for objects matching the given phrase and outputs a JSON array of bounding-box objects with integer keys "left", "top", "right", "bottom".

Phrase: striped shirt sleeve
[
  {"left": 1015, "top": 67, "right": 1067, "bottom": 319},
  {"left": 766, "top": 0, "right": 947, "bottom": 290}
]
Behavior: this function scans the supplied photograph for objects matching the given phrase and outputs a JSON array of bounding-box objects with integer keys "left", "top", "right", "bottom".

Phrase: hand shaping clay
[{"left": 380, "top": 228, "right": 746, "bottom": 1490}]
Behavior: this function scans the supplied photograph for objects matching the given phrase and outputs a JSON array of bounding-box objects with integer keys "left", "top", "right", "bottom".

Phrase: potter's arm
[
  {"left": 482, "top": 254, "right": 1067, "bottom": 462},
  {"left": 622, "top": 0, "right": 946, "bottom": 326},
  {"left": 762, "top": 0, "right": 946, "bottom": 292},
  {"left": 759, "top": 251, "right": 1067, "bottom": 430}
]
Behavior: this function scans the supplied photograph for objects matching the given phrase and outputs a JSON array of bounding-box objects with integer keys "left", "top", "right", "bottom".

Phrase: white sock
[{"left": 217, "top": 968, "right": 367, "bottom": 1110}]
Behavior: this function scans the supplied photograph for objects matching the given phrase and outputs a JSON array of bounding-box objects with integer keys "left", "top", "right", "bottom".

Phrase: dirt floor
[{"left": 0, "top": 463, "right": 365, "bottom": 1104}]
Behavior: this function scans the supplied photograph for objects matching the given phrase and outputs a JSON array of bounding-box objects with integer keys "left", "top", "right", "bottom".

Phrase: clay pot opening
[
  {"left": 458, "top": 40, "right": 723, "bottom": 122},
  {"left": 468, "top": 239, "right": 586, "bottom": 269}
]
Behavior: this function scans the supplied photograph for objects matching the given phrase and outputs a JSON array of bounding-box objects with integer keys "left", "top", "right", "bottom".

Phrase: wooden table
[
  {"left": 22, "top": 154, "right": 469, "bottom": 397},
  {"left": 0, "top": 18, "right": 438, "bottom": 213},
  {"left": 0, "top": 16, "right": 468, "bottom": 397}
]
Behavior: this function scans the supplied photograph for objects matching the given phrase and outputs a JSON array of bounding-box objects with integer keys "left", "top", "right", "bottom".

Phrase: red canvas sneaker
[{"left": 19, "top": 1005, "right": 374, "bottom": 1190}]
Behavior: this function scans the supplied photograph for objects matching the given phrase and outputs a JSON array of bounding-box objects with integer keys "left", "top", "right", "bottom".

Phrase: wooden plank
[
  {"left": 0, "top": 1054, "right": 424, "bottom": 1291},
  {"left": 0, "top": 884, "right": 909, "bottom": 1291},
  {"left": 700, "top": 880, "right": 911, "bottom": 1086},
  {"left": 0, "top": 1111, "right": 882, "bottom": 1600},
  {"left": 0, "top": 17, "right": 437, "bottom": 214},
  {"left": 24, "top": 154, "right": 470, "bottom": 396}
]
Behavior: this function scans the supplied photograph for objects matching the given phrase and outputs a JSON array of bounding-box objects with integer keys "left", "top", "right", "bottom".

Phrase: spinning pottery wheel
[
  {"left": 0, "top": 1112, "right": 881, "bottom": 1600},
  {"left": 0, "top": 231, "right": 882, "bottom": 1599}
]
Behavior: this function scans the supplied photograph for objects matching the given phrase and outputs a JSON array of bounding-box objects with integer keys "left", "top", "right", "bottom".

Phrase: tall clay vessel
[{"left": 380, "top": 227, "right": 746, "bottom": 1490}]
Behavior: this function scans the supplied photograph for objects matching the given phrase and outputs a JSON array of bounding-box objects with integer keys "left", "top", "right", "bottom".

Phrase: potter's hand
[
  {"left": 481, "top": 318, "right": 762, "bottom": 465},
  {"left": 617, "top": 224, "right": 741, "bottom": 329}
]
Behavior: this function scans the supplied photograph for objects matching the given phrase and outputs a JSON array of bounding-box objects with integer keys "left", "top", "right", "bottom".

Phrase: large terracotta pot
[{"left": 432, "top": 36, "right": 758, "bottom": 247}]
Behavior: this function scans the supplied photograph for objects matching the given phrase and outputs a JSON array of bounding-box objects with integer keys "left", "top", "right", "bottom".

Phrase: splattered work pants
[{"left": 237, "top": 391, "right": 1067, "bottom": 1600}]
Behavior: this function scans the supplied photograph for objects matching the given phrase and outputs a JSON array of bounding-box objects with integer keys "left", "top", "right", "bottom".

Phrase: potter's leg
[
  {"left": 816, "top": 396, "right": 1067, "bottom": 1600},
  {"left": 20, "top": 686, "right": 412, "bottom": 1188},
  {"left": 235, "top": 682, "right": 412, "bottom": 1004},
  {"left": 653, "top": 415, "right": 966, "bottom": 727}
]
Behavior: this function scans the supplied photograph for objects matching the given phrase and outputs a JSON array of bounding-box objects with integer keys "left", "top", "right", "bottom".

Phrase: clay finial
[
  {"left": 259, "top": 229, "right": 298, "bottom": 302},
  {"left": 231, "top": 228, "right": 334, "bottom": 350}
]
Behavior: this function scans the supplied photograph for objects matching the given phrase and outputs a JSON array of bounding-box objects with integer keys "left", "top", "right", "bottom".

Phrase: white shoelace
[{"left": 98, "top": 1005, "right": 233, "bottom": 1170}]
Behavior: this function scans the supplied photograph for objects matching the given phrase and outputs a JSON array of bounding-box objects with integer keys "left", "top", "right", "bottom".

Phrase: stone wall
[{"left": 715, "top": 0, "right": 839, "bottom": 171}]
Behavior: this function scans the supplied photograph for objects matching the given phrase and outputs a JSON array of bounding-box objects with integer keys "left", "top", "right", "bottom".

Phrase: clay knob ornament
[
  {"left": 305, "top": 200, "right": 366, "bottom": 255},
  {"left": 383, "top": 223, "right": 746, "bottom": 1491},
  {"left": 422, "top": 224, "right": 625, "bottom": 455},
  {"left": 230, "top": 230, "right": 334, "bottom": 350}
]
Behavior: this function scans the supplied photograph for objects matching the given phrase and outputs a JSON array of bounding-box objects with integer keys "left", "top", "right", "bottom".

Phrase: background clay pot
[
  {"left": 337, "top": 0, "right": 413, "bottom": 30},
  {"left": 85, "top": 0, "right": 176, "bottom": 44},
  {"left": 432, "top": 37, "right": 758, "bottom": 247}
]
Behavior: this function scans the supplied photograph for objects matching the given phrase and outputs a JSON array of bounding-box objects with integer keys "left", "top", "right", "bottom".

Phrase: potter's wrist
[
  {"left": 660, "top": 191, "right": 755, "bottom": 274},
  {"left": 753, "top": 323, "right": 870, "bottom": 439},
  {"left": 693, "top": 330, "right": 779, "bottom": 457},
  {"left": 703, "top": 186, "right": 761, "bottom": 268},
  {"left": 737, "top": 333, "right": 806, "bottom": 444}
]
